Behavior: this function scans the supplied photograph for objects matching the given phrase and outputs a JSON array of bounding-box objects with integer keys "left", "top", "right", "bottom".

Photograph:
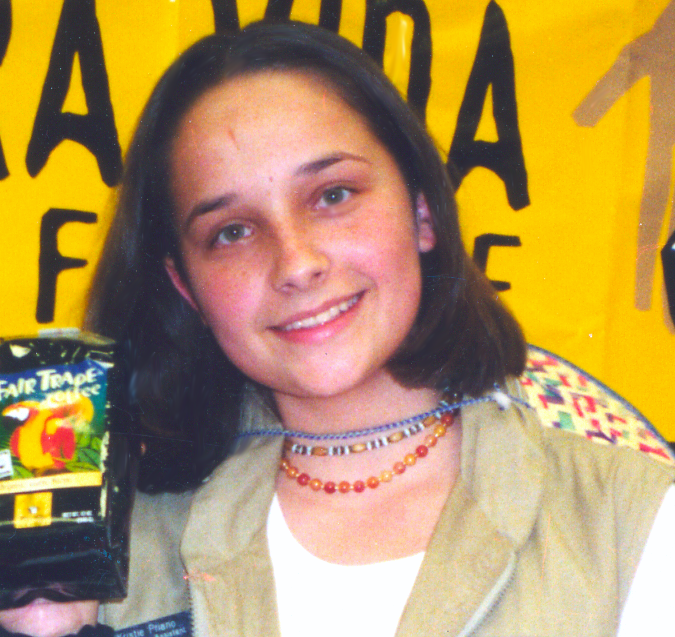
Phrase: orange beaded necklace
[{"left": 279, "top": 410, "right": 456, "bottom": 494}]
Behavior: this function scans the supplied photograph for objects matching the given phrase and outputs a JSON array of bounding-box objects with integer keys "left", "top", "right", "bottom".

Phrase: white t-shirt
[
  {"left": 269, "top": 487, "right": 675, "bottom": 636},
  {"left": 617, "top": 485, "right": 675, "bottom": 636},
  {"left": 267, "top": 495, "right": 423, "bottom": 637}
]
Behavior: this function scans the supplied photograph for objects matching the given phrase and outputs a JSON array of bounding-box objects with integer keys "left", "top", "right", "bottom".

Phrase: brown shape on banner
[{"left": 573, "top": 1, "right": 675, "bottom": 332}]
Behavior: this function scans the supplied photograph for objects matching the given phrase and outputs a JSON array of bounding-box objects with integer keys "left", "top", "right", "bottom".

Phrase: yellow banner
[{"left": 0, "top": 0, "right": 673, "bottom": 437}]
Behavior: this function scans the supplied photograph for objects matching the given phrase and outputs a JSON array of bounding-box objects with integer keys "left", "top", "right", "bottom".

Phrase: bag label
[{"left": 0, "top": 359, "right": 108, "bottom": 495}]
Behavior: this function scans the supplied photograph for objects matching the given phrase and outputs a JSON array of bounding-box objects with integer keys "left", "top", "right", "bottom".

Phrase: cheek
[
  {"left": 197, "top": 286, "right": 264, "bottom": 375},
  {"left": 376, "top": 234, "right": 424, "bottom": 319},
  {"left": 364, "top": 226, "right": 423, "bottom": 288},
  {"left": 188, "top": 264, "right": 260, "bottom": 339}
]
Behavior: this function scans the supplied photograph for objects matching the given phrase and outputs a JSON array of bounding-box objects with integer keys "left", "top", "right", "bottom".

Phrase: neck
[
  {"left": 273, "top": 371, "right": 441, "bottom": 436},
  {"left": 273, "top": 372, "right": 462, "bottom": 563}
]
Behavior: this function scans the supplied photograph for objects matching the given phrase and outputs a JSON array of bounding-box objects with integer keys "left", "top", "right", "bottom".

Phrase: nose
[{"left": 271, "top": 220, "right": 330, "bottom": 293}]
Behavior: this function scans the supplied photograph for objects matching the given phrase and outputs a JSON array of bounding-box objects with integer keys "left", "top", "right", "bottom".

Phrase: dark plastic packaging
[{"left": 0, "top": 332, "right": 136, "bottom": 609}]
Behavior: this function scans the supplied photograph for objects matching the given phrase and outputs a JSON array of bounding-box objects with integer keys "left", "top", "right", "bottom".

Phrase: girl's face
[{"left": 166, "top": 71, "right": 435, "bottom": 401}]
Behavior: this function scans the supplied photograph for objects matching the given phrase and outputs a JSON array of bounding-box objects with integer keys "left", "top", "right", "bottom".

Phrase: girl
[{"left": 2, "top": 20, "right": 673, "bottom": 637}]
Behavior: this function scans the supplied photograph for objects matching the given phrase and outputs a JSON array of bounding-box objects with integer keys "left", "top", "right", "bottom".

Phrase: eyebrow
[
  {"left": 294, "top": 152, "right": 369, "bottom": 176},
  {"left": 183, "top": 193, "right": 237, "bottom": 233},
  {"left": 183, "top": 152, "right": 369, "bottom": 231}
]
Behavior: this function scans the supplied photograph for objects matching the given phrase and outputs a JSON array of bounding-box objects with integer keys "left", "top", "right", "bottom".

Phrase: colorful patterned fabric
[{"left": 520, "top": 345, "right": 674, "bottom": 465}]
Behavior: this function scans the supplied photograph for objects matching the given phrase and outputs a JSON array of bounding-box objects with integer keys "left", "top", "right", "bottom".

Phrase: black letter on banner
[
  {"left": 448, "top": 1, "right": 529, "bottom": 210},
  {"left": 662, "top": 229, "right": 675, "bottom": 326},
  {"left": 264, "top": 0, "right": 293, "bottom": 20},
  {"left": 36, "top": 208, "right": 97, "bottom": 324},
  {"left": 263, "top": 0, "right": 341, "bottom": 31},
  {"left": 472, "top": 233, "right": 521, "bottom": 292},
  {"left": 211, "top": 0, "right": 239, "bottom": 32},
  {"left": 362, "top": 0, "right": 431, "bottom": 118},
  {"left": 26, "top": 0, "right": 122, "bottom": 186},
  {"left": 318, "top": 0, "right": 341, "bottom": 32},
  {"left": 0, "top": 0, "right": 10, "bottom": 179}
]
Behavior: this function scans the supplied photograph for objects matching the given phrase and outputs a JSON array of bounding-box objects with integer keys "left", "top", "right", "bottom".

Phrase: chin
[{"left": 279, "top": 364, "right": 390, "bottom": 400}]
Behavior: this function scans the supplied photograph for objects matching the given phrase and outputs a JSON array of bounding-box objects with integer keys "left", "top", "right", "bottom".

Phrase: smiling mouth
[{"left": 279, "top": 293, "right": 362, "bottom": 332}]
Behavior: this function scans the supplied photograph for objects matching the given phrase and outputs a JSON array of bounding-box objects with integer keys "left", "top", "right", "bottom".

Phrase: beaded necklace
[
  {"left": 241, "top": 392, "right": 459, "bottom": 443},
  {"left": 251, "top": 389, "right": 523, "bottom": 495},
  {"left": 282, "top": 402, "right": 457, "bottom": 457},
  {"left": 236, "top": 390, "right": 522, "bottom": 443},
  {"left": 280, "top": 409, "right": 456, "bottom": 494}
]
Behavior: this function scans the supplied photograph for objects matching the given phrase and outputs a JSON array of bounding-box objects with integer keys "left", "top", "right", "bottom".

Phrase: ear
[
  {"left": 164, "top": 256, "right": 201, "bottom": 313},
  {"left": 415, "top": 193, "right": 436, "bottom": 253}
]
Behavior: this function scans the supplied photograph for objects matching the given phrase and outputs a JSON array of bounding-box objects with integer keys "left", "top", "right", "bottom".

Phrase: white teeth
[{"left": 282, "top": 295, "right": 359, "bottom": 331}]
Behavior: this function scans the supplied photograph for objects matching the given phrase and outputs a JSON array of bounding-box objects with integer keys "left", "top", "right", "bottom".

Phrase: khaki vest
[{"left": 103, "top": 382, "right": 674, "bottom": 636}]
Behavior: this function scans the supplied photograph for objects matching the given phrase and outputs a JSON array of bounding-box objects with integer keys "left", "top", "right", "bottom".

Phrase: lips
[{"left": 276, "top": 293, "right": 362, "bottom": 332}]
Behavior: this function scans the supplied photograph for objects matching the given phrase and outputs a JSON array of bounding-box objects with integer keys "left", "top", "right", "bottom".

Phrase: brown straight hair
[{"left": 86, "top": 21, "right": 526, "bottom": 492}]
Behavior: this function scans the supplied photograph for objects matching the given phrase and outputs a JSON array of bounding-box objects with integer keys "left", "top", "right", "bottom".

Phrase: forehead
[
  {"left": 172, "top": 70, "right": 368, "bottom": 158},
  {"left": 169, "top": 70, "right": 394, "bottom": 210}
]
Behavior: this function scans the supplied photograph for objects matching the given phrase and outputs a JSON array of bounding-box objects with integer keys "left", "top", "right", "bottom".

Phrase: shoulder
[
  {"left": 520, "top": 345, "right": 673, "bottom": 465},
  {"left": 455, "top": 353, "right": 673, "bottom": 635},
  {"left": 100, "top": 490, "right": 194, "bottom": 630},
  {"left": 513, "top": 345, "right": 673, "bottom": 499},
  {"left": 517, "top": 345, "right": 674, "bottom": 495},
  {"left": 515, "top": 346, "right": 675, "bottom": 604}
]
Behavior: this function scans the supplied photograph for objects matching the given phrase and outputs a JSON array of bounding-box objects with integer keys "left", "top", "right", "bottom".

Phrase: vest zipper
[
  {"left": 456, "top": 550, "right": 517, "bottom": 637},
  {"left": 188, "top": 580, "right": 207, "bottom": 637}
]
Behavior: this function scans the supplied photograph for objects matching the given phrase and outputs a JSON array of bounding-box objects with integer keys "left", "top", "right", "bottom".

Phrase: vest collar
[{"left": 460, "top": 379, "right": 546, "bottom": 548}]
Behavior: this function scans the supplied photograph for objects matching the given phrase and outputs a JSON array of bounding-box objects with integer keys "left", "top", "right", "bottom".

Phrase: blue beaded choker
[{"left": 236, "top": 389, "right": 527, "bottom": 442}]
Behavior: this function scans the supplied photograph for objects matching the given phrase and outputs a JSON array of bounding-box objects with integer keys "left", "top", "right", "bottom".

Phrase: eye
[
  {"left": 317, "top": 186, "right": 351, "bottom": 208},
  {"left": 214, "top": 223, "right": 253, "bottom": 246},
  {"left": 4, "top": 406, "right": 29, "bottom": 422}
]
